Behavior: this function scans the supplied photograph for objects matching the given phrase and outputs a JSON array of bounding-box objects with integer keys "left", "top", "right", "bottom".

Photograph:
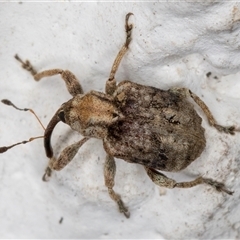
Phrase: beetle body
[
  {"left": 62, "top": 80, "right": 206, "bottom": 172},
  {"left": 2, "top": 13, "right": 234, "bottom": 218}
]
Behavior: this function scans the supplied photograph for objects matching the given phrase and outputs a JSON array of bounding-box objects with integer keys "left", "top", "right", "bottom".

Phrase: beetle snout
[{"left": 44, "top": 107, "right": 63, "bottom": 158}]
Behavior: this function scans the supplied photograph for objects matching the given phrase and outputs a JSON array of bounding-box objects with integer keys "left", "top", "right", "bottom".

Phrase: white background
[{"left": 0, "top": 2, "right": 240, "bottom": 238}]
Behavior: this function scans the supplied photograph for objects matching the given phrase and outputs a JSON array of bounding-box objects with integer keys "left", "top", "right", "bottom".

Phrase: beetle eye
[{"left": 58, "top": 110, "right": 66, "bottom": 123}]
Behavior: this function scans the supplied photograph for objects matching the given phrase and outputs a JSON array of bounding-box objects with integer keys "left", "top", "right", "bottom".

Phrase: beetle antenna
[
  {"left": 0, "top": 136, "right": 44, "bottom": 153},
  {"left": 1, "top": 99, "right": 45, "bottom": 130},
  {"left": 0, "top": 99, "right": 45, "bottom": 153}
]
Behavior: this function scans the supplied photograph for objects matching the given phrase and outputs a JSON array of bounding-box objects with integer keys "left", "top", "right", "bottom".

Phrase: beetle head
[{"left": 44, "top": 92, "right": 121, "bottom": 158}]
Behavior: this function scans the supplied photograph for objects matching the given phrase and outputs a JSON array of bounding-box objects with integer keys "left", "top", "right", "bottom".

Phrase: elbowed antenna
[
  {"left": 0, "top": 98, "right": 65, "bottom": 158},
  {"left": 0, "top": 99, "right": 45, "bottom": 153}
]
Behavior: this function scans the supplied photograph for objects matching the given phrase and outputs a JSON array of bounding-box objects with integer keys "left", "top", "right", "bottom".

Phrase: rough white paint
[{"left": 0, "top": 2, "right": 240, "bottom": 239}]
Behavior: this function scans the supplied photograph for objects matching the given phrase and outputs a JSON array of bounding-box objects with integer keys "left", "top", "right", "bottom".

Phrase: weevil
[{"left": 0, "top": 13, "right": 236, "bottom": 218}]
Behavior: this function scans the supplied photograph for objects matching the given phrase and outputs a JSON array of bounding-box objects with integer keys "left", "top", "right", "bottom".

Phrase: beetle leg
[
  {"left": 172, "top": 87, "right": 236, "bottom": 135},
  {"left": 42, "top": 137, "right": 89, "bottom": 181},
  {"left": 15, "top": 54, "right": 83, "bottom": 96},
  {"left": 106, "top": 13, "right": 133, "bottom": 95},
  {"left": 15, "top": 54, "right": 37, "bottom": 75},
  {"left": 145, "top": 167, "right": 233, "bottom": 195},
  {"left": 104, "top": 154, "right": 130, "bottom": 218}
]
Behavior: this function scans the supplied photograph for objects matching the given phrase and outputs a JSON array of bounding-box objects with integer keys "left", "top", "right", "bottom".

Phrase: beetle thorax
[{"left": 64, "top": 91, "right": 120, "bottom": 139}]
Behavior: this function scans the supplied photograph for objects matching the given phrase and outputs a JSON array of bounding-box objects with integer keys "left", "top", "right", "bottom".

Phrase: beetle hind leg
[
  {"left": 188, "top": 89, "right": 236, "bottom": 135},
  {"left": 104, "top": 154, "right": 130, "bottom": 218},
  {"left": 171, "top": 87, "right": 236, "bottom": 135},
  {"left": 200, "top": 177, "right": 234, "bottom": 195},
  {"left": 145, "top": 167, "right": 233, "bottom": 195}
]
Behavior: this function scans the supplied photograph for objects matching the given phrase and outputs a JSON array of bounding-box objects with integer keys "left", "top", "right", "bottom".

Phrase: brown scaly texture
[{"left": 104, "top": 81, "right": 206, "bottom": 172}]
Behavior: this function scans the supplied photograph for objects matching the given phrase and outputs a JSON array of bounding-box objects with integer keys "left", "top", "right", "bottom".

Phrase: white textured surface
[{"left": 0, "top": 2, "right": 240, "bottom": 239}]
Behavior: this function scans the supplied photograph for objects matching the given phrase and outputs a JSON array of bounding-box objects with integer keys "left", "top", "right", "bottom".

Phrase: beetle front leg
[
  {"left": 43, "top": 137, "right": 89, "bottom": 181},
  {"left": 105, "top": 13, "right": 133, "bottom": 95},
  {"left": 104, "top": 154, "right": 130, "bottom": 218},
  {"left": 15, "top": 54, "right": 83, "bottom": 96},
  {"left": 145, "top": 167, "right": 233, "bottom": 195}
]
